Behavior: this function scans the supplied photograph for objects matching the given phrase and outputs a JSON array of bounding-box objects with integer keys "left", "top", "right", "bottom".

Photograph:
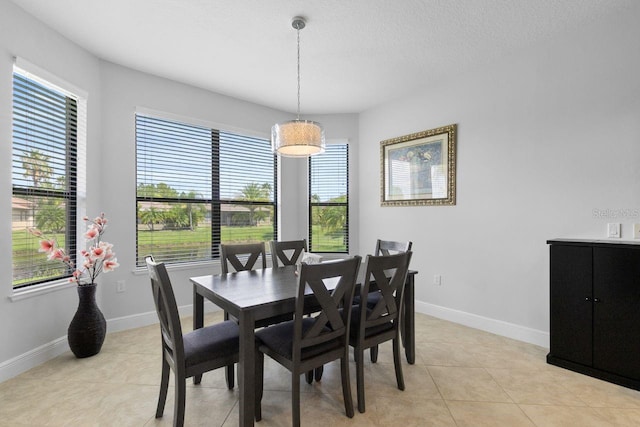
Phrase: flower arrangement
[{"left": 29, "top": 213, "right": 119, "bottom": 285}]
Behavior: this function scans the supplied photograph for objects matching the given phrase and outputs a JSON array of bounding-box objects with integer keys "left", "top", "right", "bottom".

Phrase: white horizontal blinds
[
  {"left": 309, "top": 144, "right": 349, "bottom": 253},
  {"left": 11, "top": 70, "right": 78, "bottom": 288},
  {"left": 136, "top": 115, "right": 212, "bottom": 266},
  {"left": 219, "top": 131, "right": 277, "bottom": 244},
  {"left": 135, "top": 114, "right": 277, "bottom": 266}
]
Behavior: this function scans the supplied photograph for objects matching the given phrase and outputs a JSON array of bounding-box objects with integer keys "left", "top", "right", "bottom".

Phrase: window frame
[
  {"left": 11, "top": 59, "right": 86, "bottom": 290},
  {"left": 135, "top": 113, "right": 278, "bottom": 267}
]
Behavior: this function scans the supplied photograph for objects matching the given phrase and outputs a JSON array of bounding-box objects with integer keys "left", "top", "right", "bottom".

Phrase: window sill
[{"left": 9, "top": 279, "right": 76, "bottom": 302}]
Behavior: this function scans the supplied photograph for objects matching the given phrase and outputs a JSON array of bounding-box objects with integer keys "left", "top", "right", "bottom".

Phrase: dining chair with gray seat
[
  {"left": 349, "top": 251, "right": 412, "bottom": 413},
  {"left": 254, "top": 256, "right": 362, "bottom": 427},
  {"left": 269, "top": 239, "right": 307, "bottom": 267},
  {"left": 364, "top": 239, "right": 413, "bottom": 362},
  {"left": 145, "top": 255, "right": 240, "bottom": 427}
]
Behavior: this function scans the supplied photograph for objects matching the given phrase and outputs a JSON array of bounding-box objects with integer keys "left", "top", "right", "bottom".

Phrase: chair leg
[
  {"left": 193, "top": 374, "right": 202, "bottom": 385},
  {"left": 305, "top": 370, "right": 314, "bottom": 384},
  {"left": 356, "top": 348, "right": 366, "bottom": 413},
  {"left": 156, "top": 358, "right": 170, "bottom": 418},
  {"left": 341, "top": 356, "right": 355, "bottom": 418},
  {"left": 174, "top": 372, "right": 186, "bottom": 427},
  {"left": 292, "top": 372, "right": 301, "bottom": 427},
  {"left": 255, "top": 352, "right": 264, "bottom": 421},
  {"left": 314, "top": 365, "right": 324, "bottom": 381},
  {"left": 225, "top": 364, "right": 235, "bottom": 390},
  {"left": 370, "top": 345, "right": 379, "bottom": 363},
  {"left": 393, "top": 337, "right": 405, "bottom": 391}
]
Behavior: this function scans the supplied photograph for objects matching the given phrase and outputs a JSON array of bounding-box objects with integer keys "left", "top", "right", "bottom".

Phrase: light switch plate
[
  {"left": 607, "top": 223, "right": 621, "bottom": 238},
  {"left": 633, "top": 223, "right": 640, "bottom": 239}
]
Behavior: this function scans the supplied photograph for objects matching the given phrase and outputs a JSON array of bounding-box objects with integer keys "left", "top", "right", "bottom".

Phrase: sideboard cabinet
[{"left": 547, "top": 239, "right": 640, "bottom": 389}]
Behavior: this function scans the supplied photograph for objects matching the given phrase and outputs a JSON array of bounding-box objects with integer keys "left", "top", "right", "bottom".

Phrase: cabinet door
[
  {"left": 550, "top": 245, "right": 593, "bottom": 366},
  {"left": 593, "top": 247, "right": 640, "bottom": 379}
]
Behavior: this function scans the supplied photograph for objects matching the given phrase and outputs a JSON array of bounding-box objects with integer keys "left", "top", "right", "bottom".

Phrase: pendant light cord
[{"left": 296, "top": 26, "right": 301, "bottom": 121}]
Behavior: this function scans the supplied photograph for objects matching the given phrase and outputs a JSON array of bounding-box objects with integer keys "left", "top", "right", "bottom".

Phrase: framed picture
[{"left": 380, "top": 124, "right": 456, "bottom": 206}]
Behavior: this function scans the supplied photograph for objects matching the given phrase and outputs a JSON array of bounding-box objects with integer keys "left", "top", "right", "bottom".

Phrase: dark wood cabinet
[{"left": 547, "top": 239, "right": 640, "bottom": 390}]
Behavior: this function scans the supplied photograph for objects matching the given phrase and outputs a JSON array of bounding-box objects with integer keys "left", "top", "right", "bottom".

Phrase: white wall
[{"left": 358, "top": 4, "right": 640, "bottom": 346}]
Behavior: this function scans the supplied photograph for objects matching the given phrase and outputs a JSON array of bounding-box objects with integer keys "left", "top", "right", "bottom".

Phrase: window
[
  {"left": 135, "top": 114, "right": 277, "bottom": 266},
  {"left": 11, "top": 67, "right": 80, "bottom": 289},
  {"left": 309, "top": 144, "right": 349, "bottom": 252}
]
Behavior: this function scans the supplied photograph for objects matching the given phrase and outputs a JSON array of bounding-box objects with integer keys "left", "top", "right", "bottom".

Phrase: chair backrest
[
  {"left": 220, "top": 242, "right": 267, "bottom": 274},
  {"left": 357, "top": 251, "right": 413, "bottom": 332},
  {"left": 270, "top": 239, "right": 307, "bottom": 267},
  {"left": 145, "top": 255, "right": 185, "bottom": 367},
  {"left": 293, "top": 256, "right": 362, "bottom": 361},
  {"left": 375, "top": 239, "right": 413, "bottom": 256}
]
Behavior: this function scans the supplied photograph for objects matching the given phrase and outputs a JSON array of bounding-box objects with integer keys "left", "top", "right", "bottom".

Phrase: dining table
[{"left": 190, "top": 264, "right": 417, "bottom": 427}]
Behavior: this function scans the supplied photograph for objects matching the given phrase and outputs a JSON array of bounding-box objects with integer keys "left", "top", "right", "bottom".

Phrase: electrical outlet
[
  {"left": 433, "top": 275, "right": 442, "bottom": 286},
  {"left": 633, "top": 223, "right": 640, "bottom": 239},
  {"left": 116, "top": 280, "right": 126, "bottom": 293},
  {"left": 607, "top": 223, "right": 621, "bottom": 238}
]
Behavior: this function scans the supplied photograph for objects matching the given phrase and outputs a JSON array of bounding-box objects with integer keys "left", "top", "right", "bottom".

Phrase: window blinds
[
  {"left": 309, "top": 144, "right": 349, "bottom": 253},
  {"left": 11, "top": 71, "right": 79, "bottom": 288},
  {"left": 135, "top": 114, "right": 277, "bottom": 266}
]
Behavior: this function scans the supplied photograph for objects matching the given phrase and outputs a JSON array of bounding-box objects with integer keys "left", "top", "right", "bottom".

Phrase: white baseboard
[
  {"left": 415, "top": 300, "right": 550, "bottom": 348},
  {"left": 0, "top": 336, "right": 69, "bottom": 383},
  {"left": 0, "top": 303, "right": 220, "bottom": 383}
]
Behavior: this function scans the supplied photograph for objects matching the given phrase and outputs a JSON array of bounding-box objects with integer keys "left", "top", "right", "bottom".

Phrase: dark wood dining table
[{"left": 190, "top": 265, "right": 417, "bottom": 427}]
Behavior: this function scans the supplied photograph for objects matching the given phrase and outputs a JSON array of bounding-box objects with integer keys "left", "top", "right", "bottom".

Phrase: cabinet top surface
[{"left": 547, "top": 238, "right": 640, "bottom": 248}]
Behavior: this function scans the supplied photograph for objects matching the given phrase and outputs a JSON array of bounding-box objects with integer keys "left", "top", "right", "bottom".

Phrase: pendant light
[{"left": 271, "top": 17, "right": 325, "bottom": 157}]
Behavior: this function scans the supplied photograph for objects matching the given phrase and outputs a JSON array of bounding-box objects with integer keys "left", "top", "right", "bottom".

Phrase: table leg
[
  {"left": 238, "top": 311, "right": 256, "bottom": 427},
  {"left": 193, "top": 287, "right": 205, "bottom": 383},
  {"left": 403, "top": 273, "right": 416, "bottom": 364}
]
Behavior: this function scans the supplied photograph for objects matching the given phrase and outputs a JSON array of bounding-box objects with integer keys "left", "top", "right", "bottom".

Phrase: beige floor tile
[
  {"left": 370, "top": 395, "right": 455, "bottom": 426},
  {"left": 519, "top": 404, "right": 615, "bottom": 427},
  {"left": 487, "top": 368, "right": 586, "bottom": 406},
  {"left": 428, "top": 366, "right": 512, "bottom": 402},
  {"left": 447, "top": 401, "right": 536, "bottom": 427}
]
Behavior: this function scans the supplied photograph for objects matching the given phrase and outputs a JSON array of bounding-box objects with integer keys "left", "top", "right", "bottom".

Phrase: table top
[{"left": 191, "top": 265, "right": 417, "bottom": 322}]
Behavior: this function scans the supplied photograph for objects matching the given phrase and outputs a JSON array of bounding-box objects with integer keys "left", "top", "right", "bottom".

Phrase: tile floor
[{"left": 2, "top": 312, "right": 640, "bottom": 426}]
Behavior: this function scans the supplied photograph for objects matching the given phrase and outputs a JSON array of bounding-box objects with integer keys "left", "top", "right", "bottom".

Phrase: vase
[{"left": 67, "top": 283, "right": 107, "bottom": 358}]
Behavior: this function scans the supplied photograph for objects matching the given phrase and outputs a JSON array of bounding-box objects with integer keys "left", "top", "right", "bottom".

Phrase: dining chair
[
  {"left": 220, "top": 242, "right": 267, "bottom": 274},
  {"left": 254, "top": 256, "right": 362, "bottom": 427},
  {"left": 350, "top": 251, "right": 412, "bottom": 413},
  {"left": 269, "top": 239, "right": 307, "bottom": 267},
  {"left": 375, "top": 239, "right": 413, "bottom": 256},
  {"left": 365, "top": 239, "right": 413, "bottom": 362},
  {"left": 145, "top": 256, "right": 240, "bottom": 427}
]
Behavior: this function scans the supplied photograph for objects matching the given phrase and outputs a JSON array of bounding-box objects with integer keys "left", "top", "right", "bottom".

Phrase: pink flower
[
  {"left": 47, "top": 248, "right": 65, "bottom": 261},
  {"left": 29, "top": 228, "right": 43, "bottom": 237},
  {"left": 39, "top": 239, "right": 55, "bottom": 253},
  {"left": 85, "top": 227, "right": 99, "bottom": 239},
  {"left": 91, "top": 246, "right": 105, "bottom": 259},
  {"left": 103, "top": 259, "right": 119, "bottom": 272}
]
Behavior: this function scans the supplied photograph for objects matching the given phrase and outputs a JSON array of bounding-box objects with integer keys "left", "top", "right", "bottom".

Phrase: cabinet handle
[
  {"left": 585, "top": 297, "right": 591, "bottom": 301},
  {"left": 593, "top": 298, "right": 601, "bottom": 303}
]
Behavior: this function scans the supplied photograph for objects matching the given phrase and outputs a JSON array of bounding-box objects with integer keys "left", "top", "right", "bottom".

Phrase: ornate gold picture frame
[{"left": 380, "top": 124, "right": 457, "bottom": 206}]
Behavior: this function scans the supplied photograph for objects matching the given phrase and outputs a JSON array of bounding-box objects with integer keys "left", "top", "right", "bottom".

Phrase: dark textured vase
[{"left": 67, "top": 283, "right": 106, "bottom": 358}]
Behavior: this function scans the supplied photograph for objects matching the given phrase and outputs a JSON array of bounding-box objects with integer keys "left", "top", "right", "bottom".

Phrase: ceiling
[{"left": 9, "top": 0, "right": 629, "bottom": 115}]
